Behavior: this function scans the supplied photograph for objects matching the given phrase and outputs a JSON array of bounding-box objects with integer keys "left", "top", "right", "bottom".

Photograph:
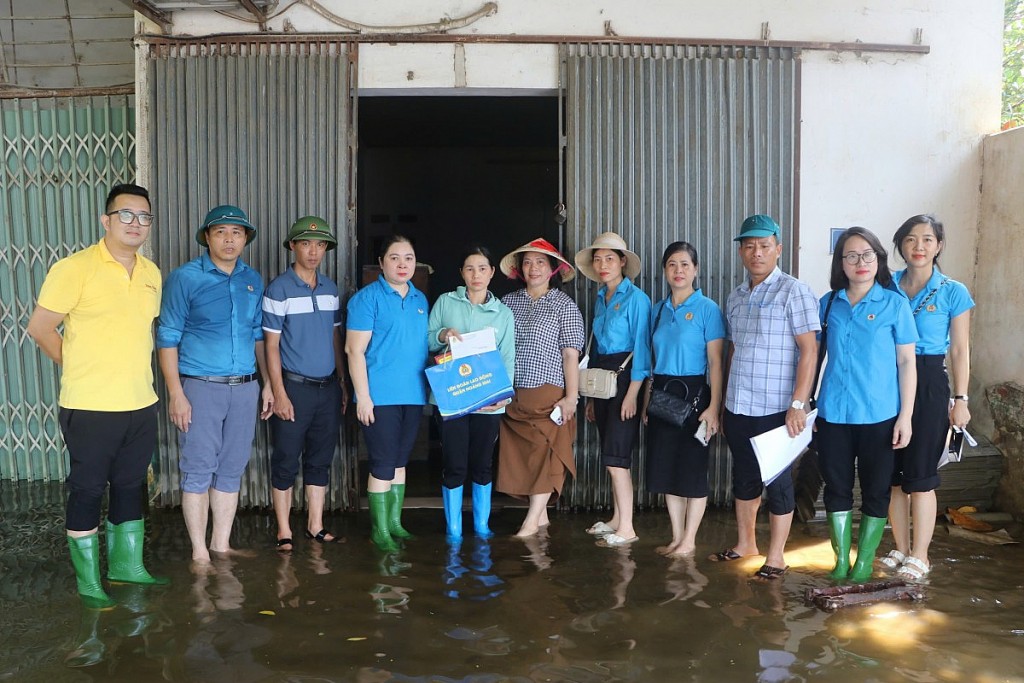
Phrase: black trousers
[
  {"left": 60, "top": 404, "right": 158, "bottom": 531},
  {"left": 818, "top": 417, "right": 897, "bottom": 518},
  {"left": 438, "top": 411, "right": 501, "bottom": 488}
]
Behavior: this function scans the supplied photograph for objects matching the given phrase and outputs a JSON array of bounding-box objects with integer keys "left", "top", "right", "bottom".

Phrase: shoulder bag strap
[
  {"left": 810, "top": 291, "right": 837, "bottom": 403},
  {"left": 912, "top": 276, "right": 951, "bottom": 316}
]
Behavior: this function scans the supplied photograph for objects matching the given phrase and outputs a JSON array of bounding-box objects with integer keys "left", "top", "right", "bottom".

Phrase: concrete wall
[
  {"left": 974, "top": 128, "right": 1024, "bottom": 436},
  {"left": 159, "top": 0, "right": 1003, "bottom": 296}
]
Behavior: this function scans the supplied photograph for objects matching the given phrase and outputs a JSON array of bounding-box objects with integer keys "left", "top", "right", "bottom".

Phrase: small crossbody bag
[{"left": 578, "top": 331, "right": 633, "bottom": 400}]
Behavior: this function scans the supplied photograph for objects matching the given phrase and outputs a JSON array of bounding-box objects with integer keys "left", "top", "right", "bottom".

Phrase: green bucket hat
[
  {"left": 196, "top": 204, "right": 257, "bottom": 246},
  {"left": 734, "top": 214, "right": 781, "bottom": 242},
  {"left": 284, "top": 216, "right": 337, "bottom": 250}
]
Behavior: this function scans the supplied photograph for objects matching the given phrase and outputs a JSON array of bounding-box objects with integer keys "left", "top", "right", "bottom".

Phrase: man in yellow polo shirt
[{"left": 27, "top": 183, "right": 168, "bottom": 609}]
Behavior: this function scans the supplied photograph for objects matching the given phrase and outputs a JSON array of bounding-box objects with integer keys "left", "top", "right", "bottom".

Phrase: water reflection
[
  {"left": 2, "top": 488, "right": 1024, "bottom": 682},
  {"left": 444, "top": 538, "right": 505, "bottom": 601}
]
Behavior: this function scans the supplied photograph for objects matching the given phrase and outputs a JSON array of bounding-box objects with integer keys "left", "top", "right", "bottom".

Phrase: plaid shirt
[
  {"left": 725, "top": 266, "right": 820, "bottom": 416},
  {"left": 502, "top": 288, "right": 585, "bottom": 389}
]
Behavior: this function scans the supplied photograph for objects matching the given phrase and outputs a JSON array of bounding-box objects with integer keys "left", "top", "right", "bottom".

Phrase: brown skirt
[{"left": 497, "top": 384, "right": 576, "bottom": 497}]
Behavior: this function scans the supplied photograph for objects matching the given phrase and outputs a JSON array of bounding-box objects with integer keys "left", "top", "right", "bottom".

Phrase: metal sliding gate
[
  {"left": 561, "top": 43, "right": 799, "bottom": 508},
  {"left": 0, "top": 95, "right": 136, "bottom": 482},
  {"left": 145, "top": 37, "right": 359, "bottom": 510}
]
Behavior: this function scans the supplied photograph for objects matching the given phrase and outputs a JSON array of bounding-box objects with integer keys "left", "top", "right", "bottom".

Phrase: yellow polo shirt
[{"left": 37, "top": 240, "right": 161, "bottom": 411}]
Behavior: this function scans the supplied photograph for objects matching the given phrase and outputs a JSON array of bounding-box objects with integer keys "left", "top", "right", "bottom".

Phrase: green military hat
[{"left": 284, "top": 215, "right": 337, "bottom": 250}]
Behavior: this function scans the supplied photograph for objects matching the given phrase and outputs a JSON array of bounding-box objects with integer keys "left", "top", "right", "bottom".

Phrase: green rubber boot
[
  {"left": 849, "top": 515, "right": 888, "bottom": 583},
  {"left": 368, "top": 491, "right": 399, "bottom": 552},
  {"left": 67, "top": 534, "right": 116, "bottom": 610},
  {"left": 106, "top": 519, "right": 169, "bottom": 585},
  {"left": 387, "top": 483, "right": 414, "bottom": 540},
  {"left": 827, "top": 511, "right": 853, "bottom": 581}
]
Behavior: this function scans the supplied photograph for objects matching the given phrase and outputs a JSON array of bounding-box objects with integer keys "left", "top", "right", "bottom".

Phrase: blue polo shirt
[
  {"left": 347, "top": 275, "right": 428, "bottom": 406},
  {"left": 817, "top": 283, "right": 918, "bottom": 424},
  {"left": 157, "top": 253, "right": 264, "bottom": 376},
  {"left": 262, "top": 268, "right": 341, "bottom": 378},
  {"left": 592, "top": 277, "right": 652, "bottom": 382},
  {"left": 892, "top": 268, "right": 974, "bottom": 356},
  {"left": 651, "top": 290, "right": 726, "bottom": 376}
]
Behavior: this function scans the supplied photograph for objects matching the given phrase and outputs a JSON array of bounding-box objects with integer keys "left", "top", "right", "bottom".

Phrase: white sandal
[
  {"left": 586, "top": 521, "right": 615, "bottom": 536},
  {"left": 896, "top": 556, "right": 931, "bottom": 581},
  {"left": 880, "top": 549, "right": 907, "bottom": 570}
]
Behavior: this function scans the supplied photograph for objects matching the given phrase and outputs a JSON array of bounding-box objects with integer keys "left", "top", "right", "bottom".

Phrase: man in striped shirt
[{"left": 262, "top": 216, "right": 348, "bottom": 551}]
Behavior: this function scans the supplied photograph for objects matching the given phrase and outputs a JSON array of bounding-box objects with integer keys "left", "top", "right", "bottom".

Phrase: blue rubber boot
[
  {"left": 472, "top": 482, "right": 494, "bottom": 539},
  {"left": 827, "top": 511, "right": 853, "bottom": 581},
  {"left": 442, "top": 485, "right": 464, "bottom": 543}
]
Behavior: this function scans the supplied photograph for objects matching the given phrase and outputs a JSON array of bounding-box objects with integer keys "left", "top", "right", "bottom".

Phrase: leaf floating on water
[
  {"left": 258, "top": 610, "right": 276, "bottom": 616},
  {"left": 946, "top": 507, "right": 994, "bottom": 532},
  {"left": 347, "top": 637, "right": 367, "bottom": 641}
]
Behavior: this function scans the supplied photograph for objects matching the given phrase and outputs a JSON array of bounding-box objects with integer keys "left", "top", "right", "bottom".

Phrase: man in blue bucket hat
[{"left": 157, "top": 204, "right": 274, "bottom": 565}]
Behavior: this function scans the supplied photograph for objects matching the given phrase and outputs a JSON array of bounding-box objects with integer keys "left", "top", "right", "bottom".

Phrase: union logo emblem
[
  {"left": 867, "top": 314, "right": 876, "bottom": 321},
  {"left": 458, "top": 363, "right": 472, "bottom": 377},
  {"left": 927, "top": 304, "right": 937, "bottom": 312},
  {"left": 685, "top": 312, "right": 694, "bottom": 321}
]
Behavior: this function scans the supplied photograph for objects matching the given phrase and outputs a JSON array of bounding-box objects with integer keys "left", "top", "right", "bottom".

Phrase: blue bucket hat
[
  {"left": 196, "top": 205, "right": 257, "bottom": 246},
  {"left": 734, "top": 214, "right": 781, "bottom": 242}
]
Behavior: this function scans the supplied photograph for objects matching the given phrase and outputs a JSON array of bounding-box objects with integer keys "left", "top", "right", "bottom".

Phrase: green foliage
[{"left": 1005, "top": 0, "right": 1024, "bottom": 128}]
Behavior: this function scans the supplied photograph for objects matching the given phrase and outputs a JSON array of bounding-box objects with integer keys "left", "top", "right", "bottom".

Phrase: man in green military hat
[{"left": 262, "top": 216, "right": 349, "bottom": 551}]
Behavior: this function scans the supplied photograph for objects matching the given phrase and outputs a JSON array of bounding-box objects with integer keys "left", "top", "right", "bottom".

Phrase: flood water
[{"left": 2, "top": 482, "right": 1023, "bottom": 683}]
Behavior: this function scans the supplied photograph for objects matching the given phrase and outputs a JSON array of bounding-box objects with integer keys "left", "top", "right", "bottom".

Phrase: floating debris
[{"left": 805, "top": 580, "right": 926, "bottom": 611}]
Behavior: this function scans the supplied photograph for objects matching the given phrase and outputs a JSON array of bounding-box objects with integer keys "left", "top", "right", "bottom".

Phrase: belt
[
  {"left": 283, "top": 371, "right": 337, "bottom": 388},
  {"left": 180, "top": 373, "right": 257, "bottom": 386}
]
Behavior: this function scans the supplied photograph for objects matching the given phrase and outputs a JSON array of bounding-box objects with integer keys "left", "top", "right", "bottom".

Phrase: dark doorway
[{"left": 356, "top": 95, "right": 559, "bottom": 499}]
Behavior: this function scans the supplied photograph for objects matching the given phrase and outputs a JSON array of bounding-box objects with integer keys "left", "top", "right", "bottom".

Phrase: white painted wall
[{"left": 161, "top": 0, "right": 1003, "bottom": 295}]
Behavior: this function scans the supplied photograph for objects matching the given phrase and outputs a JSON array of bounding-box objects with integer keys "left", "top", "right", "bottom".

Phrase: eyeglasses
[
  {"left": 107, "top": 209, "right": 155, "bottom": 227},
  {"left": 842, "top": 250, "right": 877, "bottom": 265}
]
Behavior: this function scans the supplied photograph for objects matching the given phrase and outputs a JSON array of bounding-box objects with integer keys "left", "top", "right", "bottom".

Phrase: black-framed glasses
[
  {"left": 842, "top": 250, "right": 877, "bottom": 265},
  {"left": 107, "top": 209, "right": 155, "bottom": 227}
]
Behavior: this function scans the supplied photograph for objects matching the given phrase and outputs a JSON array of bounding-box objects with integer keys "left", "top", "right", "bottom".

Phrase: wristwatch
[
  {"left": 953, "top": 395, "right": 969, "bottom": 403},
  {"left": 790, "top": 399, "right": 805, "bottom": 411}
]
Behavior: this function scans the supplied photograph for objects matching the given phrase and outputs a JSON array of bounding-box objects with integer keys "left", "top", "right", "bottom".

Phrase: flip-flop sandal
[
  {"left": 586, "top": 521, "right": 615, "bottom": 536},
  {"left": 880, "top": 549, "right": 907, "bottom": 570},
  {"left": 709, "top": 548, "right": 743, "bottom": 562},
  {"left": 305, "top": 529, "right": 342, "bottom": 543},
  {"left": 753, "top": 564, "right": 788, "bottom": 580},
  {"left": 275, "top": 538, "right": 293, "bottom": 552}
]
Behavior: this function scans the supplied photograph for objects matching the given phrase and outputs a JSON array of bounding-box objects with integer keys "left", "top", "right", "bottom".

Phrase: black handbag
[{"left": 647, "top": 379, "right": 709, "bottom": 428}]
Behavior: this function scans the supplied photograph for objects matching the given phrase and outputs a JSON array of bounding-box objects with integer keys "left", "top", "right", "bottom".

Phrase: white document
[
  {"left": 449, "top": 327, "right": 497, "bottom": 359},
  {"left": 750, "top": 409, "right": 817, "bottom": 485}
]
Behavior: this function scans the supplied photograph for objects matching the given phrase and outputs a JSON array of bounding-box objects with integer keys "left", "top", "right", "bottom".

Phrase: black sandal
[
  {"left": 275, "top": 538, "right": 293, "bottom": 552},
  {"left": 305, "top": 529, "right": 341, "bottom": 543}
]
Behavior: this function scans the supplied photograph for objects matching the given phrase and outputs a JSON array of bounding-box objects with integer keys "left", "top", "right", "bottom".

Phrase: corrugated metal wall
[
  {"left": 0, "top": 95, "right": 136, "bottom": 481},
  {"left": 561, "top": 43, "right": 799, "bottom": 508},
  {"left": 145, "top": 38, "right": 359, "bottom": 510}
]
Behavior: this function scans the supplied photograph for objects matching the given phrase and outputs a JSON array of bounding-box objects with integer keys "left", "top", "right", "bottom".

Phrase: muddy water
[{"left": 2, "top": 484, "right": 1023, "bottom": 682}]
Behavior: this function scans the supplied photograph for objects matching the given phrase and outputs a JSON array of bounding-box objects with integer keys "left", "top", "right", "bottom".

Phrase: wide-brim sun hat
[
  {"left": 196, "top": 204, "right": 257, "bottom": 246},
  {"left": 574, "top": 231, "right": 642, "bottom": 282},
  {"left": 283, "top": 215, "right": 337, "bottom": 250},
  {"left": 500, "top": 237, "right": 576, "bottom": 283}
]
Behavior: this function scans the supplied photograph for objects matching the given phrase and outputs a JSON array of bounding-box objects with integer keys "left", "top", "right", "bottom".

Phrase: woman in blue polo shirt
[
  {"left": 574, "top": 232, "right": 651, "bottom": 548},
  {"left": 884, "top": 214, "right": 975, "bottom": 581},
  {"left": 427, "top": 246, "right": 515, "bottom": 543},
  {"left": 817, "top": 227, "right": 918, "bottom": 583},
  {"left": 643, "top": 242, "right": 724, "bottom": 557},
  {"left": 346, "top": 235, "right": 429, "bottom": 552}
]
